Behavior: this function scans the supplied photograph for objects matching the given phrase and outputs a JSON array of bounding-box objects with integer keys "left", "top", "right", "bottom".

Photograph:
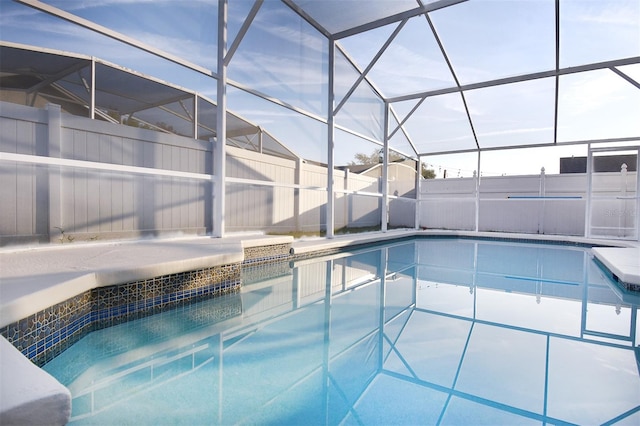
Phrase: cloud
[
  {"left": 560, "top": 69, "right": 633, "bottom": 116},
  {"left": 252, "top": 6, "right": 326, "bottom": 54},
  {"left": 477, "top": 126, "right": 554, "bottom": 138},
  {"left": 367, "top": 44, "right": 456, "bottom": 97},
  {"left": 570, "top": 1, "right": 640, "bottom": 27},
  {"left": 228, "top": 50, "right": 326, "bottom": 99}
]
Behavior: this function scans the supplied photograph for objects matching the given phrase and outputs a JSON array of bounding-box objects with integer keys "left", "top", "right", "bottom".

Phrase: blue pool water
[{"left": 44, "top": 238, "right": 640, "bottom": 425}]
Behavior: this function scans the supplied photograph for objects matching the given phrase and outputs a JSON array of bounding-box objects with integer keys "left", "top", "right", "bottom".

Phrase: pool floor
[{"left": 43, "top": 238, "right": 640, "bottom": 425}]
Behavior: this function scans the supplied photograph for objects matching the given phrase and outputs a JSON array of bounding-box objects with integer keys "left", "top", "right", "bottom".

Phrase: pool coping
[
  {"left": 0, "top": 229, "right": 638, "bottom": 425},
  {"left": 591, "top": 246, "right": 640, "bottom": 291}
]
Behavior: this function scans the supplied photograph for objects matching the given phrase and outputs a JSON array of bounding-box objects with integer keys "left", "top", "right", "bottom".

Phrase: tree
[
  {"left": 422, "top": 165, "right": 436, "bottom": 179},
  {"left": 349, "top": 149, "right": 404, "bottom": 166}
]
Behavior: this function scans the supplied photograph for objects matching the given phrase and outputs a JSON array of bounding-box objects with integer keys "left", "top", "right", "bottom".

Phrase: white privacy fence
[
  {"left": 225, "top": 151, "right": 418, "bottom": 234},
  {"left": 3, "top": 101, "right": 635, "bottom": 245},
  {"left": 225, "top": 148, "right": 389, "bottom": 234},
  {"left": 419, "top": 167, "right": 638, "bottom": 239},
  {"left": 0, "top": 102, "right": 213, "bottom": 245},
  {"left": 0, "top": 102, "right": 415, "bottom": 245}
]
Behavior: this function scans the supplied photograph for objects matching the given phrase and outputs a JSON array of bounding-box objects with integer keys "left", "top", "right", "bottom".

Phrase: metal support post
[
  {"left": 381, "top": 103, "right": 389, "bottom": 232},
  {"left": 415, "top": 156, "right": 421, "bottom": 229},
  {"left": 326, "top": 40, "right": 336, "bottom": 238},
  {"left": 213, "top": 0, "right": 228, "bottom": 237}
]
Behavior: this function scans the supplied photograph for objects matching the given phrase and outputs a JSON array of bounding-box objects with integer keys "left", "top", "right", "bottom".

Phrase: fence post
[
  {"left": 415, "top": 157, "right": 421, "bottom": 230},
  {"left": 473, "top": 170, "right": 479, "bottom": 232},
  {"left": 295, "top": 157, "right": 302, "bottom": 232},
  {"left": 415, "top": 172, "right": 421, "bottom": 230},
  {"left": 47, "top": 104, "right": 62, "bottom": 243},
  {"left": 539, "top": 167, "right": 545, "bottom": 234},
  {"left": 620, "top": 163, "right": 627, "bottom": 237},
  {"left": 585, "top": 145, "right": 593, "bottom": 238},
  {"left": 475, "top": 151, "right": 481, "bottom": 232},
  {"left": 344, "top": 168, "right": 349, "bottom": 230}
]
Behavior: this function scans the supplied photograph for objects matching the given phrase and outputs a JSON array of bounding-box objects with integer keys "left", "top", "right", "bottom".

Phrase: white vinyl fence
[
  {"left": 1, "top": 102, "right": 212, "bottom": 245},
  {"left": 420, "top": 168, "right": 637, "bottom": 238},
  {"left": 6, "top": 101, "right": 634, "bottom": 245},
  {"left": 0, "top": 102, "right": 415, "bottom": 245},
  {"left": 224, "top": 147, "right": 389, "bottom": 234}
]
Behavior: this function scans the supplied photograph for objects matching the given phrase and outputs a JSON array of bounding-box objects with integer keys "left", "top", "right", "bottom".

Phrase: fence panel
[
  {"left": 419, "top": 170, "right": 635, "bottom": 238},
  {"left": 0, "top": 102, "right": 212, "bottom": 245}
]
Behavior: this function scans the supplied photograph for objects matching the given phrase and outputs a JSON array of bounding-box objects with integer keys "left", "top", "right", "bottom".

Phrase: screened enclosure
[{"left": 0, "top": 0, "right": 639, "bottom": 243}]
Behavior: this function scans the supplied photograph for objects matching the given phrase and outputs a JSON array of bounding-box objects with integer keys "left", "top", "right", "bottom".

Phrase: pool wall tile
[
  {"left": 0, "top": 239, "right": 380, "bottom": 366},
  {"left": 1, "top": 263, "right": 242, "bottom": 367}
]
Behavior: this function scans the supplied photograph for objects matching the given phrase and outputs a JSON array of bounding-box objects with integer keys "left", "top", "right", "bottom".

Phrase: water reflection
[{"left": 45, "top": 239, "right": 640, "bottom": 425}]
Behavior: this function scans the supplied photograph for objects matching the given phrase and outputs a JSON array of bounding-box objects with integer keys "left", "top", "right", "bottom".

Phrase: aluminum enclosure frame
[{"left": 9, "top": 0, "right": 640, "bottom": 239}]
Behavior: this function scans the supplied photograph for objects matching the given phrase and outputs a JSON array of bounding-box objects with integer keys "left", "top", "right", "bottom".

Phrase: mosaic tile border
[
  {"left": 1, "top": 264, "right": 240, "bottom": 367},
  {"left": 243, "top": 243, "right": 292, "bottom": 265}
]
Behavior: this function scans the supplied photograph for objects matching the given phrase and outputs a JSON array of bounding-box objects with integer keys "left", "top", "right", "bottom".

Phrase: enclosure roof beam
[
  {"left": 417, "top": 136, "right": 640, "bottom": 157},
  {"left": 424, "top": 12, "right": 478, "bottom": 149},
  {"left": 387, "top": 101, "right": 421, "bottom": 158},
  {"left": 332, "top": 0, "right": 468, "bottom": 40},
  {"left": 224, "top": 0, "right": 263, "bottom": 66},
  {"left": 228, "top": 79, "right": 327, "bottom": 125},
  {"left": 388, "top": 98, "right": 426, "bottom": 145},
  {"left": 281, "top": 0, "right": 332, "bottom": 39},
  {"left": 387, "top": 56, "right": 640, "bottom": 103},
  {"left": 610, "top": 67, "right": 640, "bottom": 90},
  {"left": 334, "top": 44, "right": 387, "bottom": 111},
  {"left": 334, "top": 19, "right": 407, "bottom": 116},
  {"left": 16, "top": 0, "right": 216, "bottom": 78}
]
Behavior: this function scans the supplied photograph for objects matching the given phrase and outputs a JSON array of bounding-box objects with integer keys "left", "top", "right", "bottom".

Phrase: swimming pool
[{"left": 43, "top": 238, "right": 640, "bottom": 425}]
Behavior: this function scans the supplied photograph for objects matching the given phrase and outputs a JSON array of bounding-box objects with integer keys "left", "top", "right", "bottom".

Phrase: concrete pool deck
[{"left": 1, "top": 230, "right": 639, "bottom": 425}]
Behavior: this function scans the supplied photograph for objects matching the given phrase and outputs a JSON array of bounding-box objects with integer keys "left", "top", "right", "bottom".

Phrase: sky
[{"left": 1, "top": 0, "right": 639, "bottom": 177}]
